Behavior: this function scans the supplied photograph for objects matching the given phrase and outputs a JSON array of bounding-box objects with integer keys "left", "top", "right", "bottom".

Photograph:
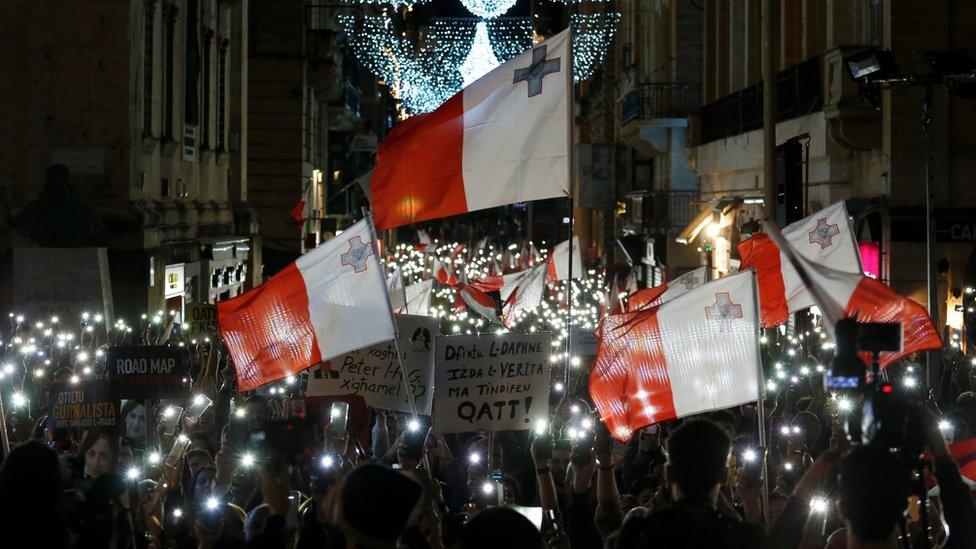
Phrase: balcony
[
  {"left": 329, "top": 81, "right": 362, "bottom": 131},
  {"left": 698, "top": 56, "right": 822, "bottom": 144},
  {"left": 620, "top": 83, "right": 702, "bottom": 126},
  {"left": 626, "top": 190, "right": 701, "bottom": 232}
]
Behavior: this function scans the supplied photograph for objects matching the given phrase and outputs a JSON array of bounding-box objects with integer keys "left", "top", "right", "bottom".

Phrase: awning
[{"left": 676, "top": 197, "right": 750, "bottom": 244}]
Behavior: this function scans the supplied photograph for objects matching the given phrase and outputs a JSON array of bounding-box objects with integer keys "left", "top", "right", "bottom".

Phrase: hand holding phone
[{"left": 531, "top": 433, "right": 553, "bottom": 465}]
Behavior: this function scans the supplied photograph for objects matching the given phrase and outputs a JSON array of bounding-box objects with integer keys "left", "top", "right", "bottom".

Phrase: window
[
  {"left": 163, "top": 7, "right": 177, "bottom": 138},
  {"left": 217, "top": 39, "right": 228, "bottom": 151},
  {"left": 143, "top": 1, "right": 155, "bottom": 135},
  {"left": 202, "top": 30, "right": 214, "bottom": 148}
]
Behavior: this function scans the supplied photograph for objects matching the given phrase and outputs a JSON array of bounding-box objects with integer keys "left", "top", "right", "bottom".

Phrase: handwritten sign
[
  {"left": 433, "top": 333, "right": 551, "bottom": 433},
  {"left": 107, "top": 345, "right": 191, "bottom": 399},
  {"left": 186, "top": 302, "right": 218, "bottom": 340},
  {"left": 569, "top": 327, "right": 598, "bottom": 356},
  {"left": 48, "top": 380, "right": 118, "bottom": 432},
  {"left": 306, "top": 315, "right": 437, "bottom": 414}
]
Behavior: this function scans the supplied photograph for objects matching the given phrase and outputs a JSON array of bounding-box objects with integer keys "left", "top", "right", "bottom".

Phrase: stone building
[{"left": 0, "top": 0, "right": 255, "bottom": 319}]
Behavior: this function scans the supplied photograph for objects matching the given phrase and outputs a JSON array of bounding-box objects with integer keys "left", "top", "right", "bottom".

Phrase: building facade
[{"left": 0, "top": 0, "right": 255, "bottom": 319}]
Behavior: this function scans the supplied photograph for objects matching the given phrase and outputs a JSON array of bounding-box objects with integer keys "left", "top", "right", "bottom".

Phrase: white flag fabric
[
  {"left": 546, "top": 236, "right": 582, "bottom": 283},
  {"left": 502, "top": 264, "right": 547, "bottom": 327},
  {"left": 387, "top": 267, "right": 407, "bottom": 313},
  {"left": 405, "top": 279, "right": 433, "bottom": 316},
  {"left": 218, "top": 218, "right": 395, "bottom": 392}
]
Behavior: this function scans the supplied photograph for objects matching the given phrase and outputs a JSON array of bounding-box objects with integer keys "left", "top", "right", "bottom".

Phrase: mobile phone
[
  {"left": 542, "top": 509, "right": 561, "bottom": 534},
  {"left": 167, "top": 433, "right": 192, "bottom": 462},
  {"left": 326, "top": 402, "right": 349, "bottom": 438},
  {"left": 198, "top": 500, "right": 224, "bottom": 534},
  {"left": 160, "top": 405, "right": 184, "bottom": 437},
  {"left": 535, "top": 433, "right": 553, "bottom": 461},
  {"left": 184, "top": 395, "right": 213, "bottom": 425}
]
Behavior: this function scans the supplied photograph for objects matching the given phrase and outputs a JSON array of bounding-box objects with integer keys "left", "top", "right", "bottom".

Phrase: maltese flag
[
  {"left": 590, "top": 270, "right": 762, "bottom": 441},
  {"left": 369, "top": 28, "right": 572, "bottom": 230},
  {"left": 739, "top": 201, "right": 862, "bottom": 326},
  {"left": 626, "top": 267, "right": 708, "bottom": 311},
  {"left": 217, "top": 218, "right": 395, "bottom": 392},
  {"left": 546, "top": 236, "right": 583, "bottom": 283}
]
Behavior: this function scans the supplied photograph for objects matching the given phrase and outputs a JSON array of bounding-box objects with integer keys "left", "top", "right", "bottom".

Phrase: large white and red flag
[
  {"left": 460, "top": 285, "right": 501, "bottom": 324},
  {"left": 217, "top": 218, "right": 395, "bottom": 392},
  {"left": 739, "top": 201, "right": 862, "bottom": 326},
  {"left": 626, "top": 266, "right": 707, "bottom": 311},
  {"left": 590, "top": 270, "right": 762, "bottom": 441},
  {"left": 546, "top": 236, "right": 583, "bottom": 284},
  {"left": 368, "top": 28, "right": 572, "bottom": 230},
  {"left": 762, "top": 222, "right": 941, "bottom": 369}
]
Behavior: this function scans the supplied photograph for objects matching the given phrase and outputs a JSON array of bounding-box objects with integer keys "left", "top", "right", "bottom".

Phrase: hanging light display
[
  {"left": 570, "top": 11, "right": 621, "bottom": 83},
  {"left": 460, "top": 22, "right": 501, "bottom": 87},
  {"left": 458, "top": 0, "right": 518, "bottom": 19}
]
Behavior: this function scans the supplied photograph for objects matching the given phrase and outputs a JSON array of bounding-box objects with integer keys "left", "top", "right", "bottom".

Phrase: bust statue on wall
[{"left": 17, "top": 164, "right": 104, "bottom": 246}]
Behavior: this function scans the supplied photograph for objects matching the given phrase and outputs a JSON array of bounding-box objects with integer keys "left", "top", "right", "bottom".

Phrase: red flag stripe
[
  {"left": 845, "top": 276, "right": 942, "bottom": 368},
  {"left": 739, "top": 233, "right": 790, "bottom": 327},
  {"left": 218, "top": 262, "right": 322, "bottom": 392}
]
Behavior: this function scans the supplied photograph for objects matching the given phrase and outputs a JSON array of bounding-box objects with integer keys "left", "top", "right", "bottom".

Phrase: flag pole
[
  {"left": 564, "top": 25, "right": 576, "bottom": 389},
  {"left": 750, "top": 269, "right": 771, "bottom": 524},
  {"left": 364, "top": 210, "right": 434, "bottom": 476}
]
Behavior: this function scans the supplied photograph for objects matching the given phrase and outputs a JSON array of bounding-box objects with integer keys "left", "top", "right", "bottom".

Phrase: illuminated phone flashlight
[
  {"left": 193, "top": 394, "right": 207, "bottom": 406},
  {"left": 330, "top": 404, "right": 342, "bottom": 418},
  {"left": 553, "top": 382, "right": 565, "bottom": 392},
  {"left": 320, "top": 454, "right": 335, "bottom": 469},
  {"left": 791, "top": 425, "right": 802, "bottom": 435},
  {"left": 234, "top": 407, "right": 247, "bottom": 419},
  {"left": 205, "top": 497, "right": 220, "bottom": 511},
  {"left": 126, "top": 467, "right": 141, "bottom": 480},
  {"left": 903, "top": 377, "right": 917, "bottom": 389},
  {"left": 939, "top": 420, "right": 952, "bottom": 433},
  {"left": 148, "top": 452, "right": 161, "bottom": 465},
  {"left": 407, "top": 418, "right": 421, "bottom": 432},
  {"left": 163, "top": 406, "right": 176, "bottom": 418},
  {"left": 534, "top": 419, "right": 548, "bottom": 436},
  {"left": 784, "top": 461, "right": 794, "bottom": 472},
  {"left": 10, "top": 392, "right": 26, "bottom": 408},
  {"left": 469, "top": 452, "right": 481, "bottom": 465},
  {"left": 742, "top": 448, "right": 758, "bottom": 463},
  {"left": 779, "top": 425, "right": 791, "bottom": 436},
  {"left": 240, "top": 453, "right": 256, "bottom": 468},
  {"left": 837, "top": 397, "right": 853, "bottom": 413},
  {"left": 481, "top": 481, "right": 494, "bottom": 495},
  {"left": 766, "top": 380, "right": 777, "bottom": 392},
  {"left": 172, "top": 508, "right": 183, "bottom": 519},
  {"left": 570, "top": 404, "right": 580, "bottom": 414},
  {"left": 809, "top": 496, "right": 829, "bottom": 514}
]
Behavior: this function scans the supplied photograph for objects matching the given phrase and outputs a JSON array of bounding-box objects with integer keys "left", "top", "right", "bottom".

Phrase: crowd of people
[{"left": 3, "top": 336, "right": 976, "bottom": 548}]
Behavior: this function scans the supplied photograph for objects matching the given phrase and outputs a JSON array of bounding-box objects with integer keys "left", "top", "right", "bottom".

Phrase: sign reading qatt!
[
  {"left": 306, "top": 314, "right": 437, "bottom": 415},
  {"left": 434, "top": 332, "right": 551, "bottom": 434}
]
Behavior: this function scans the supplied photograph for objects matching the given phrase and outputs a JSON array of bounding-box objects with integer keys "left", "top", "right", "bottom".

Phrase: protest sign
[
  {"left": 48, "top": 379, "right": 118, "bottom": 432},
  {"left": 186, "top": 302, "right": 218, "bottom": 340},
  {"left": 569, "top": 327, "right": 598, "bottom": 356},
  {"left": 433, "top": 332, "right": 551, "bottom": 433},
  {"left": 107, "top": 345, "right": 191, "bottom": 399},
  {"left": 306, "top": 314, "right": 437, "bottom": 414},
  {"left": 13, "top": 247, "right": 114, "bottom": 324}
]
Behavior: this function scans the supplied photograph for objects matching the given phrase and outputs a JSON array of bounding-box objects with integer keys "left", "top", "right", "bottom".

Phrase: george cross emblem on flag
[
  {"left": 679, "top": 274, "right": 700, "bottom": 290},
  {"left": 513, "top": 44, "right": 562, "bottom": 98},
  {"left": 705, "top": 293, "right": 743, "bottom": 331},
  {"left": 808, "top": 218, "right": 841, "bottom": 249},
  {"left": 340, "top": 236, "right": 374, "bottom": 273}
]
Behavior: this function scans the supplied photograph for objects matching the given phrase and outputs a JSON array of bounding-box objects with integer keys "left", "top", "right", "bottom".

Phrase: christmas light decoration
[
  {"left": 460, "top": 22, "right": 501, "bottom": 86},
  {"left": 459, "top": 0, "right": 517, "bottom": 19},
  {"left": 570, "top": 12, "right": 621, "bottom": 83}
]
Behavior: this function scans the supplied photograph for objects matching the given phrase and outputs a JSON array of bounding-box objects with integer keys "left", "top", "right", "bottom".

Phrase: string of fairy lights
[{"left": 338, "top": 4, "right": 620, "bottom": 115}]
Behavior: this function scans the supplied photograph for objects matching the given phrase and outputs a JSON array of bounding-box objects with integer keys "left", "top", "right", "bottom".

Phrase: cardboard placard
[
  {"left": 107, "top": 345, "right": 191, "bottom": 399},
  {"left": 569, "top": 327, "right": 598, "bottom": 356},
  {"left": 433, "top": 333, "right": 551, "bottom": 433},
  {"left": 306, "top": 315, "right": 437, "bottom": 414},
  {"left": 186, "top": 302, "right": 218, "bottom": 340},
  {"left": 48, "top": 380, "right": 118, "bottom": 432}
]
